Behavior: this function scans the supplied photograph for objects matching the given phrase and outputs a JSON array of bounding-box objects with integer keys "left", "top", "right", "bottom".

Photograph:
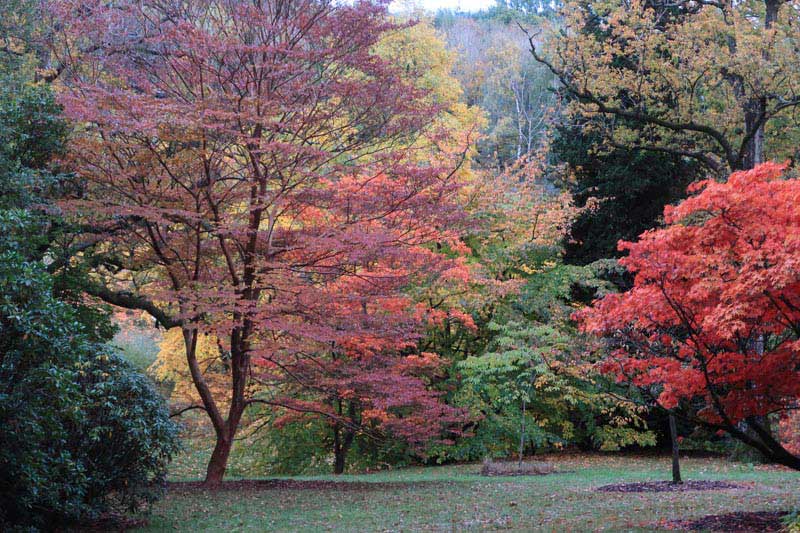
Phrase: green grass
[
  {"left": 137, "top": 454, "right": 800, "bottom": 532},
  {"left": 113, "top": 326, "right": 160, "bottom": 373}
]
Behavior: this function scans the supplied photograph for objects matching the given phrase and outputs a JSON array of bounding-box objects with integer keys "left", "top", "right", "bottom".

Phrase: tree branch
[
  {"left": 606, "top": 138, "right": 722, "bottom": 173},
  {"left": 84, "top": 283, "right": 180, "bottom": 329},
  {"left": 170, "top": 404, "right": 207, "bottom": 418},
  {"left": 521, "top": 25, "right": 738, "bottom": 171}
]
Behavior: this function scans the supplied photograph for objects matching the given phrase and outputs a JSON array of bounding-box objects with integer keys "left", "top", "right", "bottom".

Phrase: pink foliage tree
[{"left": 51, "top": 0, "right": 473, "bottom": 483}]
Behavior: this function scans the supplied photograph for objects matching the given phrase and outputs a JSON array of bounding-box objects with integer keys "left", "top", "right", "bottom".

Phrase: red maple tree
[
  {"left": 579, "top": 162, "right": 800, "bottom": 469},
  {"left": 51, "top": 0, "right": 473, "bottom": 483}
]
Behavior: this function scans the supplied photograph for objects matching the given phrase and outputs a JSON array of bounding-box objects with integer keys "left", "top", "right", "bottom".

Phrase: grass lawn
[{"left": 136, "top": 454, "right": 799, "bottom": 532}]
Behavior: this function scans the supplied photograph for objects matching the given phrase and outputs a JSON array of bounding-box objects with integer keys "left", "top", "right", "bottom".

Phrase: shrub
[
  {"left": 0, "top": 67, "right": 180, "bottom": 529},
  {"left": 0, "top": 215, "right": 179, "bottom": 530}
]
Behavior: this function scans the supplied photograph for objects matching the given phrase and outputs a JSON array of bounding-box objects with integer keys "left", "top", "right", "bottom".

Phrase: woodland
[{"left": 1, "top": 0, "right": 800, "bottom": 531}]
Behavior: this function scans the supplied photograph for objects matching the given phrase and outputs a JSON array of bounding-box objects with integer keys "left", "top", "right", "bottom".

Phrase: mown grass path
[{"left": 137, "top": 455, "right": 799, "bottom": 531}]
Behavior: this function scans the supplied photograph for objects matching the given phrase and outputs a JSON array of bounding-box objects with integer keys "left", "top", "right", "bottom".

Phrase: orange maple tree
[{"left": 579, "top": 162, "right": 800, "bottom": 469}]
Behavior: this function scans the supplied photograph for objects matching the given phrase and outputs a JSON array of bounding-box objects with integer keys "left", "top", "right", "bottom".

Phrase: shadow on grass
[{"left": 168, "top": 479, "right": 461, "bottom": 493}]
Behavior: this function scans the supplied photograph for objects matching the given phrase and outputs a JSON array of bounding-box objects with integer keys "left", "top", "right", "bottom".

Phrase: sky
[{"left": 390, "top": 0, "right": 494, "bottom": 13}]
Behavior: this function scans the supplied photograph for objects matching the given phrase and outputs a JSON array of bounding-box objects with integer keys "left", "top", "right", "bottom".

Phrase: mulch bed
[
  {"left": 479, "top": 470, "right": 565, "bottom": 477},
  {"left": 479, "top": 460, "right": 560, "bottom": 477},
  {"left": 168, "top": 479, "right": 449, "bottom": 492},
  {"left": 596, "top": 480, "right": 745, "bottom": 493},
  {"left": 667, "top": 510, "right": 789, "bottom": 532}
]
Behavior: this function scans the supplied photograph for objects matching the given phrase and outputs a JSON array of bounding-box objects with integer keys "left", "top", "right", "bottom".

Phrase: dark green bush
[
  {"left": 0, "top": 223, "right": 180, "bottom": 530},
  {"left": 0, "top": 72, "right": 179, "bottom": 529}
]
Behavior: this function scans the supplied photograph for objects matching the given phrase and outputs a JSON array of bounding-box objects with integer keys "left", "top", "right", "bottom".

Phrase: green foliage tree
[{"left": 452, "top": 262, "right": 655, "bottom": 460}]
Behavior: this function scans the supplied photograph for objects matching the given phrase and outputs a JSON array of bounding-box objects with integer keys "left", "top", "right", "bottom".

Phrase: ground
[{"left": 135, "top": 454, "right": 799, "bottom": 532}]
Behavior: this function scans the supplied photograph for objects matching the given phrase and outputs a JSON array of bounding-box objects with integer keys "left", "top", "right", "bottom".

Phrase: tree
[
  {"left": 409, "top": 155, "right": 654, "bottom": 462},
  {"left": 495, "top": 0, "right": 561, "bottom": 18},
  {"left": 453, "top": 255, "right": 656, "bottom": 461},
  {"left": 553, "top": 111, "right": 700, "bottom": 265},
  {"left": 484, "top": 29, "right": 553, "bottom": 163},
  {"left": 0, "top": 0, "right": 40, "bottom": 76},
  {"left": 437, "top": 14, "right": 555, "bottom": 167},
  {"left": 668, "top": 411, "right": 682, "bottom": 483},
  {"left": 52, "top": 0, "right": 474, "bottom": 484},
  {"left": 144, "top": 17, "right": 479, "bottom": 476},
  {"left": 530, "top": 0, "right": 800, "bottom": 174},
  {"left": 579, "top": 162, "right": 800, "bottom": 469},
  {"left": 410, "top": 155, "right": 574, "bottom": 374}
]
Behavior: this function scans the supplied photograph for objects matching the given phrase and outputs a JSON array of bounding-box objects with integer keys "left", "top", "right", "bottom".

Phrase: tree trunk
[
  {"left": 518, "top": 395, "right": 526, "bottom": 469},
  {"left": 765, "top": 445, "right": 800, "bottom": 470},
  {"left": 206, "top": 431, "right": 233, "bottom": 485},
  {"left": 765, "top": 0, "right": 780, "bottom": 28},
  {"left": 333, "top": 427, "right": 355, "bottom": 475},
  {"left": 332, "top": 401, "right": 357, "bottom": 475},
  {"left": 182, "top": 326, "right": 250, "bottom": 487},
  {"left": 711, "top": 409, "right": 800, "bottom": 471},
  {"left": 333, "top": 438, "right": 347, "bottom": 475},
  {"left": 742, "top": 98, "right": 765, "bottom": 170},
  {"left": 513, "top": 82, "right": 524, "bottom": 161},
  {"left": 668, "top": 412, "right": 682, "bottom": 484},
  {"left": 752, "top": 0, "right": 780, "bottom": 169},
  {"left": 741, "top": 416, "right": 800, "bottom": 470},
  {"left": 741, "top": 0, "right": 781, "bottom": 170},
  {"left": 745, "top": 0, "right": 781, "bottom": 170},
  {"left": 205, "top": 405, "right": 245, "bottom": 486}
]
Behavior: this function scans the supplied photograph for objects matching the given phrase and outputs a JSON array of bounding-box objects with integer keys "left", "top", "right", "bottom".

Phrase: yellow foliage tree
[
  {"left": 150, "top": 328, "right": 230, "bottom": 411},
  {"left": 377, "top": 17, "right": 486, "bottom": 166},
  {"left": 531, "top": 0, "right": 800, "bottom": 174}
]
